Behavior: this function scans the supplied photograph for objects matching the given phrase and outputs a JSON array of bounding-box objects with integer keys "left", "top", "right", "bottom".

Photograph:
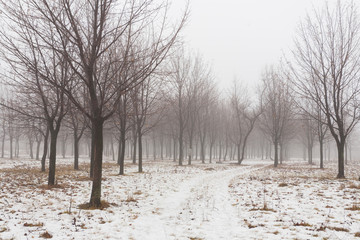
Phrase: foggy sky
[{"left": 171, "top": 0, "right": 340, "bottom": 92}]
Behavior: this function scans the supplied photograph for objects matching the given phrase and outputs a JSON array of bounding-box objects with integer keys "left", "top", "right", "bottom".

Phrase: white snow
[{"left": 1, "top": 158, "right": 360, "bottom": 239}]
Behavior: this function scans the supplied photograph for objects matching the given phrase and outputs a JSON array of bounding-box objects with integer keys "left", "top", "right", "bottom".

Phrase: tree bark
[
  {"left": 274, "top": 141, "right": 279, "bottom": 167},
  {"left": 319, "top": 139, "right": 324, "bottom": 169},
  {"left": 138, "top": 131, "right": 143, "bottom": 173},
  {"left": 41, "top": 127, "right": 49, "bottom": 172},
  {"left": 9, "top": 136, "right": 13, "bottom": 159},
  {"left": 119, "top": 127, "right": 126, "bottom": 175},
  {"left": 89, "top": 118, "right": 104, "bottom": 207},
  {"left": 90, "top": 130, "right": 95, "bottom": 178},
  {"left": 74, "top": 131, "right": 79, "bottom": 170},
  {"left": 48, "top": 129, "right": 59, "bottom": 186},
  {"left": 1, "top": 132, "right": 4, "bottom": 158},
  {"left": 36, "top": 139, "right": 41, "bottom": 160},
  {"left": 179, "top": 130, "right": 183, "bottom": 166},
  {"left": 132, "top": 136, "right": 137, "bottom": 164},
  {"left": 336, "top": 141, "right": 345, "bottom": 178},
  {"left": 29, "top": 139, "right": 34, "bottom": 159}
]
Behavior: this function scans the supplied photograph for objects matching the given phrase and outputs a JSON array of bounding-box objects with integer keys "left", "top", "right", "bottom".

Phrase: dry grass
[
  {"left": 204, "top": 168, "right": 215, "bottom": 171},
  {"left": 345, "top": 203, "right": 360, "bottom": 211},
  {"left": 354, "top": 232, "right": 360, "bottom": 237},
  {"left": 133, "top": 190, "right": 142, "bottom": 195},
  {"left": 40, "top": 231, "right": 53, "bottom": 238},
  {"left": 78, "top": 200, "right": 111, "bottom": 210},
  {"left": 39, "top": 184, "right": 66, "bottom": 190},
  {"left": 327, "top": 226, "right": 349, "bottom": 232},
  {"left": 249, "top": 206, "right": 276, "bottom": 212},
  {"left": 348, "top": 183, "right": 360, "bottom": 189},
  {"left": 23, "top": 222, "right": 44, "bottom": 227},
  {"left": 293, "top": 221, "right": 312, "bottom": 227},
  {"left": 278, "top": 183, "right": 288, "bottom": 187},
  {"left": 125, "top": 195, "right": 137, "bottom": 203}
]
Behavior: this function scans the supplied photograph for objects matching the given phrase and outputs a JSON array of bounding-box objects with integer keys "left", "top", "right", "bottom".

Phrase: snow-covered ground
[{"left": 0, "top": 157, "right": 360, "bottom": 239}]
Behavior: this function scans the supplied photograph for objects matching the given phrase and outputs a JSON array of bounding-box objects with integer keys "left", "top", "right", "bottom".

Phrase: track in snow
[{"left": 128, "top": 163, "right": 268, "bottom": 240}]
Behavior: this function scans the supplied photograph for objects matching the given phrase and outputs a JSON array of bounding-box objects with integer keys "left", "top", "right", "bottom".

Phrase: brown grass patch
[
  {"left": 125, "top": 195, "right": 137, "bottom": 203},
  {"left": 250, "top": 206, "right": 276, "bottom": 212},
  {"left": 293, "top": 221, "right": 312, "bottom": 227},
  {"left": 0, "top": 227, "right": 7, "bottom": 233},
  {"left": 103, "top": 162, "right": 119, "bottom": 169},
  {"left": 204, "top": 168, "right": 215, "bottom": 171},
  {"left": 327, "top": 226, "right": 349, "bottom": 232},
  {"left": 23, "top": 222, "right": 44, "bottom": 227},
  {"left": 133, "top": 190, "right": 142, "bottom": 195},
  {"left": 78, "top": 200, "right": 111, "bottom": 210},
  {"left": 74, "top": 175, "right": 92, "bottom": 181},
  {"left": 278, "top": 183, "right": 288, "bottom": 187},
  {"left": 348, "top": 183, "right": 360, "bottom": 189},
  {"left": 39, "top": 184, "right": 65, "bottom": 190},
  {"left": 40, "top": 231, "right": 53, "bottom": 238},
  {"left": 345, "top": 203, "right": 360, "bottom": 211},
  {"left": 355, "top": 232, "right": 360, "bottom": 237}
]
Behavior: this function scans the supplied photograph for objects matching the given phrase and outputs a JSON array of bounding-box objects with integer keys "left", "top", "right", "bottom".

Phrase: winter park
[{"left": 1, "top": 0, "right": 360, "bottom": 239}]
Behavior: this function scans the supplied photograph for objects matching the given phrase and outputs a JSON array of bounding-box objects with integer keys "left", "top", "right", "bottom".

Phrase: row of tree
[{"left": 0, "top": 0, "right": 359, "bottom": 207}]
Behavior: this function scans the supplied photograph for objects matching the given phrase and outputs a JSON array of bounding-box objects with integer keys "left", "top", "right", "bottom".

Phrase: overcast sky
[{"left": 170, "top": 0, "right": 336, "bottom": 92}]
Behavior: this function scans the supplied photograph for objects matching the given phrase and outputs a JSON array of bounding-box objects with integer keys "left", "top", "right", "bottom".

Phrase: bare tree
[
  {"left": 290, "top": 1, "right": 360, "bottom": 178},
  {"left": 260, "top": 67, "right": 295, "bottom": 167},
  {"left": 65, "top": 105, "right": 87, "bottom": 170},
  {"left": 167, "top": 51, "right": 191, "bottom": 166},
  {"left": 1, "top": 0, "right": 187, "bottom": 207},
  {"left": 132, "top": 76, "right": 163, "bottom": 172},
  {"left": 229, "top": 82, "right": 262, "bottom": 164}
]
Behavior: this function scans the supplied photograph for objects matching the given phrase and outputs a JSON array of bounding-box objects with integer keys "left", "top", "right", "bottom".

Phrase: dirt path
[{"left": 128, "top": 163, "right": 267, "bottom": 240}]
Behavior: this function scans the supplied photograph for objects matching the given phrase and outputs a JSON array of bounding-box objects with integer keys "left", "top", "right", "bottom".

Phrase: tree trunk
[
  {"left": 1, "top": 132, "right": 5, "bottom": 158},
  {"left": 200, "top": 140, "right": 205, "bottom": 163},
  {"left": 173, "top": 138, "right": 177, "bottom": 162},
  {"left": 15, "top": 138, "right": 19, "bottom": 157},
  {"left": 319, "top": 139, "right": 324, "bottom": 169},
  {"left": 119, "top": 128, "right": 126, "bottom": 175},
  {"left": 89, "top": 118, "right": 104, "bottom": 207},
  {"left": 274, "top": 141, "right": 278, "bottom": 167},
  {"left": 88, "top": 139, "right": 91, "bottom": 157},
  {"left": 179, "top": 132, "right": 183, "bottom": 166},
  {"left": 279, "top": 142, "right": 283, "bottom": 165},
  {"left": 48, "top": 130, "right": 59, "bottom": 186},
  {"left": 138, "top": 132, "right": 143, "bottom": 173},
  {"left": 345, "top": 142, "right": 348, "bottom": 165},
  {"left": 153, "top": 136, "right": 156, "bottom": 160},
  {"left": 90, "top": 132, "right": 95, "bottom": 178},
  {"left": 36, "top": 139, "right": 41, "bottom": 160},
  {"left": 188, "top": 138, "right": 193, "bottom": 165},
  {"left": 74, "top": 132, "right": 79, "bottom": 170},
  {"left": 110, "top": 137, "right": 115, "bottom": 162},
  {"left": 29, "top": 139, "right": 34, "bottom": 159},
  {"left": 223, "top": 143, "right": 228, "bottom": 161},
  {"left": 336, "top": 141, "right": 345, "bottom": 179},
  {"left": 132, "top": 136, "right": 137, "bottom": 164},
  {"left": 160, "top": 137, "right": 163, "bottom": 160},
  {"left": 308, "top": 143, "right": 313, "bottom": 164},
  {"left": 62, "top": 140, "right": 66, "bottom": 158},
  {"left": 41, "top": 127, "right": 49, "bottom": 172},
  {"left": 9, "top": 136, "right": 13, "bottom": 159}
]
